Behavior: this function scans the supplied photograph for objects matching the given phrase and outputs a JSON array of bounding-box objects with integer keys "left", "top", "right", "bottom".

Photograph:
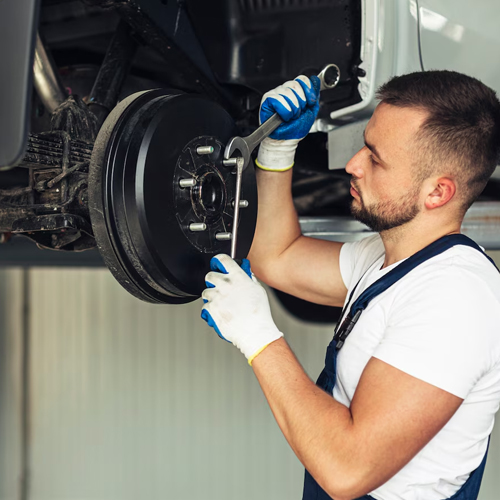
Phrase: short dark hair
[{"left": 376, "top": 70, "right": 500, "bottom": 212}]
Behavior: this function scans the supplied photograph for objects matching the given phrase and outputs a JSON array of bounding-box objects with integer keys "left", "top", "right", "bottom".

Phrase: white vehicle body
[
  {"left": 325, "top": 0, "right": 500, "bottom": 175},
  {"left": 301, "top": 0, "right": 500, "bottom": 247}
]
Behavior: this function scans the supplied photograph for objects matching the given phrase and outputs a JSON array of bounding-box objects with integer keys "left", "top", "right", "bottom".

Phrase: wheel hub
[
  {"left": 89, "top": 89, "right": 257, "bottom": 304},
  {"left": 197, "top": 171, "right": 226, "bottom": 218},
  {"left": 174, "top": 135, "right": 242, "bottom": 253}
]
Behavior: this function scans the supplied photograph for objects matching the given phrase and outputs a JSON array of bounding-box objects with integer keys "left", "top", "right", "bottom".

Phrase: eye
[{"left": 368, "top": 154, "right": 379, "bottom": 166}]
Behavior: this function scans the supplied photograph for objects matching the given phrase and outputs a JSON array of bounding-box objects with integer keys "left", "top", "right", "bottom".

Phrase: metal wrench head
[
  {"left": 224, "top": 136, "right": 251, "bottom": 168},
  {"left": 317, "top": 63, "right": 341, "bottom": 91}
]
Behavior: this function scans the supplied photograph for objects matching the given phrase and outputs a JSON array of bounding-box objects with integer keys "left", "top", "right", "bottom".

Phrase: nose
[{"left": 345, "top": 146, "right": 367, "bottom": 179}]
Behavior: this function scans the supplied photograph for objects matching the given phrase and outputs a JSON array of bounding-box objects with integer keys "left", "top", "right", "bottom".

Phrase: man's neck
[{"left": 379, "top": 218, "right": 462, "bottom": 268}]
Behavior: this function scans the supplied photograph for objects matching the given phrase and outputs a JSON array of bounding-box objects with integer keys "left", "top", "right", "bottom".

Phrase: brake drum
[{"left": 88, "top": 89, "right": 257, "bottom": 304}]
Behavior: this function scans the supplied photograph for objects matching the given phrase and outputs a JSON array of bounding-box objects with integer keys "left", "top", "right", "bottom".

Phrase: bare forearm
[
  {"left": 247, "top": 168, "right": 302, "bottom": 271},
  {"left": 252, "top": 338, "right": 360, "bottom": 499}
]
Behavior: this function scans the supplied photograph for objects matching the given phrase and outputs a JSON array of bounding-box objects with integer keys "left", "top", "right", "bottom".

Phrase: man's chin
[
  {"left": 351, "top": 210, "right": 370, "bottom": 229},
  {"left": 350, "top": 202, "right": 380, "bottom": 231},
  {"left": 350, "top": 200, "right": 364, "bottom": 218}
]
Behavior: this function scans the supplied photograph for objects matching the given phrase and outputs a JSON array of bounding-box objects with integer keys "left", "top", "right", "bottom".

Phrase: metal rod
[
  {"left": 33, "top": 32, "right": 67, "bottom": 113},
  {"left": 189, "top": 223, "right": 207, "bottom": 232},
  {"left": 216, "top": 232, "right": 232, "bottom": 241},
  {"left": 196, "top": 146, "right": 214, "bottom": 155},
  {"left": 232, "top": 200, "right": 248, "bottom": 208},
  {"left": 46, "top": 161, "right": 87, "bottom": 189},
  {"left": 223, "top": 158, "right": 238, "bottom": 168},
  {"left": 179, "top": 178, "right": 197, "bottom": 188},
  {"left": 231, "top": 158, "right": 244, "bottom": 258}
]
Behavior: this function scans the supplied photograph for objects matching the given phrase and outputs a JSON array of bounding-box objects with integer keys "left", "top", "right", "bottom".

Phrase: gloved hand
[
  {"left": 201, "top": 255, "right": 284, "bottom": 365},
  {"left": 256, "top": 75, "right": 321, "bottom": 172}
]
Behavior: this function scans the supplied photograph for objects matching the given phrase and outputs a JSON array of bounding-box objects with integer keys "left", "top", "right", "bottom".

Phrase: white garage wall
[
  {"left": 0, "top": 253, "right": 499, "bottom": 499},
  {"left": 27, "top": 267, "right": 333, "bottom": 500},
  {"left": 0, "top": 269, "right": 24, "bottom": 500}
]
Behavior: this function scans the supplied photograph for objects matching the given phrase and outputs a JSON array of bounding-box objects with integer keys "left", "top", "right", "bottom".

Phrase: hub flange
[
  {"left": 174, "top": 135, "right": 241, "bottom": 254},
  {"left": 89, "top": 89, "right": 257, "bottom": 304}
]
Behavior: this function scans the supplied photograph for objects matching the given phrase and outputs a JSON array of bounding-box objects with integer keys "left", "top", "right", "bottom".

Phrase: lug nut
[
  {"left": 196, "top": 146, "right": 214, "bottom": 155},
  {"left": 216, "top": 232, "right": 232, "bottom": 241},
  {"left": 189, "top": 223, "right": 207, "bottom": 232},
  {"left": 232, "top": 200, "right": 248, "bottom": 208},
  {"left": 179, "top": 178, "right": 197, "bottom": 188}
]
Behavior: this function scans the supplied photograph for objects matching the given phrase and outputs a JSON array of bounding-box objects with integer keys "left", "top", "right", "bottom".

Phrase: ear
[{"left": 424, "top": 177, "right": 456, "bottom": 210}]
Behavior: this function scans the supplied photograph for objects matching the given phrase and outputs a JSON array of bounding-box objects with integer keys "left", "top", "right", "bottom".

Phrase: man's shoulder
[
  {"left": 339, "top": 234, "right": 384, "bottom": 289},
  {"left": 421, "top": 244, "right": 499, "bottom": 287},
  {"left": 342, "top": 233, "right": 384, "bottom": 263},
  {"left": 395, "top": 245, "right": 500, "bottom": 309}
]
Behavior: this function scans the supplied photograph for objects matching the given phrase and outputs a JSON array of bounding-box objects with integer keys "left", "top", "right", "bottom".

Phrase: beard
[{"left": 350, "top": 181, "right": 420, "bottom": 233}]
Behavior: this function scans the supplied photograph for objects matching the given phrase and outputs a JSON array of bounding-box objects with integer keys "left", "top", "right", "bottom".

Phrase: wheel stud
[
  {"left": 223, "top": 158, "right": 238, "bottom": 168},
  {"left": 179, "top": 178, "right": 197, "bottom": 188},
  {"left": 189, "top": 223, "right": 207, "bottom": 232},
  {"left": 232, "top": 200, "right": 248, "bottom": 208},
  {"left": 216, "top": 232, "right": 232, "bottom": 241},
  {"left": 223, "top": 157, "right": 245, "bottom": 169},
  {"left": 196, "top": 146, "right": 214, "bottom": 155}
]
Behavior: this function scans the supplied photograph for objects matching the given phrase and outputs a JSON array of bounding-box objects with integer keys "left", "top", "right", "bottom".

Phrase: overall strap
[{"left": 335, "top": 234, "right": 499, "bottom": 350}]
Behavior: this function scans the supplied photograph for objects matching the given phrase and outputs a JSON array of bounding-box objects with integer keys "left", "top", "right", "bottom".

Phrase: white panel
[
  {"left": 419, "top": 0, "right": 500, "bottom": 93},
  {"left": 0, "top": 269, "right": 24, "bottom": 500},
  {"left": 328, "top": 119, "right": 369, "bottom": 170},
  {"left": 28, "top": 268, "right": 333, "bottom": 500}
]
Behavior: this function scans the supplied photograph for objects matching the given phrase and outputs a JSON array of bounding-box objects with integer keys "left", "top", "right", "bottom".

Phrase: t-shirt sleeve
[
  {"left": 339, "top": 234, "right": 385, "bottom": 290},
  {"left": 373, "top": 266, "right": 500, "bottom": 399}
]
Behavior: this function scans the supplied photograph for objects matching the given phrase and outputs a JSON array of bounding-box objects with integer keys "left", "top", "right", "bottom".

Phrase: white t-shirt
[{"left": 336, "top": 234, "right": 500, "bottom": 500}]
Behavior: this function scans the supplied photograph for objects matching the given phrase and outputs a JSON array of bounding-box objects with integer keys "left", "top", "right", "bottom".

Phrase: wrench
[{"left": 223, "top": 63, "right": 341, "bottom": 259}]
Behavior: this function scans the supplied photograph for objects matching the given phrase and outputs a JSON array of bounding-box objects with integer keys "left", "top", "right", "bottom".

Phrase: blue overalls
[{"left": 303, "top": 234, "right": 498, "bottom": 500}]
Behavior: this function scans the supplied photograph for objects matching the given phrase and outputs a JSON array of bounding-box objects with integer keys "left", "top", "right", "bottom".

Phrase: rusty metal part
[
  {"left": 0, "top": 128, "right": 93, "bottom": 251},
  {"left": 11, "top": 214, "right": 94, "bottom": 251},
  {"left": 21, "top": 132, "right": 93, "bottom": 169},
  {"left": 51, "top": 95, "right": 99, "bottom": 143}
]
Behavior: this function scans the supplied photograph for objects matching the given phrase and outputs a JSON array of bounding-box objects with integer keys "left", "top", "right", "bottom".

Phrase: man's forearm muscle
[
  {"left": 248, "top": 167, "right": 347, "bottom": 306},
  {"left": 252, "top": 338, "right": 464, "bottom": 500},
  {"left": 248, "top": 169, "right": 301, "bottom": 279},
  {"left": 251, "top": 338, "right": 365, "bottom": 500}
]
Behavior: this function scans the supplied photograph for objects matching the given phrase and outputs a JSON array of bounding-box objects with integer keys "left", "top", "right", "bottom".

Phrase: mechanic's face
[{"left": 345, "top": 103, "right": 429, "bottom": 233}]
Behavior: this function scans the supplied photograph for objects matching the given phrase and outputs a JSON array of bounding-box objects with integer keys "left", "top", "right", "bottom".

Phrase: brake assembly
[{"left": 88, "top": 89, "right": 257, "bottom": 304}]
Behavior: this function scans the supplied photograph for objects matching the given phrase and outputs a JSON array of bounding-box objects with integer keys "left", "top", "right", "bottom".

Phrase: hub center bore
[{"left": 198, "top": 172, "right": 225, "bottom": 216}]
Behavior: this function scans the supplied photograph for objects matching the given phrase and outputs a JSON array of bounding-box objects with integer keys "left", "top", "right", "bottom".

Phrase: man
[{"left": 201, "top": 71, "right": 500, "bottom": 500}]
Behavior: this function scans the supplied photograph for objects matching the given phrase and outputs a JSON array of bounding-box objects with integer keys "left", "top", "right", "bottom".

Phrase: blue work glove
[
  {"left": 201, "top": 255, "right": 284, "bottom": 365},
  {"left": 256, "top": 75, "right": 321, "bottom": 172}
]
